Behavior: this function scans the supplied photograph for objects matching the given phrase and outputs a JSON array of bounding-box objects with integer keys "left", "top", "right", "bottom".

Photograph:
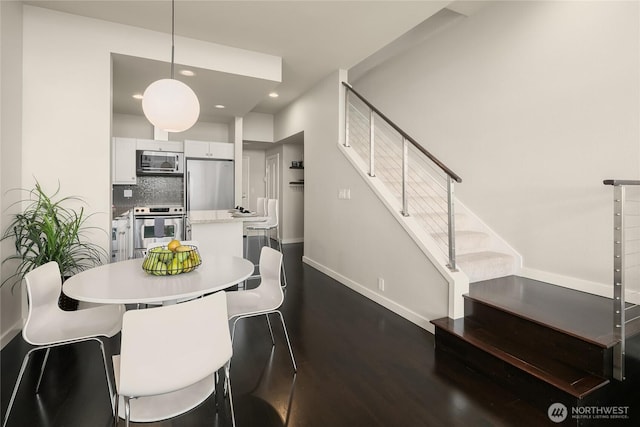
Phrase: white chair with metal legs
[
  {"left": 243, "top": 197, "right": 267, "bottom": 259},
  {"left": 112, "top": 291, "right": 235, "bottom": 427},
  {"left": 245, "top": 198, "right": 287, "bottom": 287},
  {"left": 2, "top": 261, "right": 124, "bottom": 427},
  {"left": 227, "top": 247, "right": 296, "bottom": 372}
]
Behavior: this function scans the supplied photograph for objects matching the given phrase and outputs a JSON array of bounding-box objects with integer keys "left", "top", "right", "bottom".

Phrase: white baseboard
[
  {"left": 302, "top": 256, "right": 435, "bottom": 334},
  {"left": 520, "top": 267, "right": 612, "bottom": 299},
  {"left": 0, "top": 321, "right": 22, "bottom": 350}
]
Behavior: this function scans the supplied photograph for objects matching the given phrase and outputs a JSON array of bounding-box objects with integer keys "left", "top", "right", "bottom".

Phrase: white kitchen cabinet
[
  {"left": 112, "top": 137, "right": 137, "bottom": 184},
  {"left": 136, "top": 139, "right": 183, "bottom": 152},
  {"left": 184, "top": 140, "right": 234, "bottom": 160}
]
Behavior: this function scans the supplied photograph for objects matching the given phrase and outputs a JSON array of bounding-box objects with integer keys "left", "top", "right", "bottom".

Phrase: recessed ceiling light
[
  {"left": 132, "top": 93, "right": 144, "bottom": 100},
  {"left": 215, "top": 104, "right": 226, "bottom": 109},
  {"left": 179, "top": 69, "right": 195, "bottom": 77},
  {"left": 268, "top": 92, "right": 279, "bottom": 98}
]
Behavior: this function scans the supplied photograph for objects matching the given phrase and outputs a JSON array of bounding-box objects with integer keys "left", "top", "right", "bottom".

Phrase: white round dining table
[
  {"left": 63, "top": 255, "right": 254, "bottom": 305},
  {"left": 62, "top": 254, "right": 254, "bottom": 423}
]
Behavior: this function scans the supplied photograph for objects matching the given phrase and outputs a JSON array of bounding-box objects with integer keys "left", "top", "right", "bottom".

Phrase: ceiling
[{"left": 24, "top": 1, "right": 457, "bottom": 123}]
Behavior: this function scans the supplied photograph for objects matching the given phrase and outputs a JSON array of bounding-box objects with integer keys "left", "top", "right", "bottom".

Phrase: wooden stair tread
[
  {"left": 468, "top": 276, "right": 619, "bottom": 348},
  {"left": 432, "top": 317, "right": 610, "bottom": 398}
]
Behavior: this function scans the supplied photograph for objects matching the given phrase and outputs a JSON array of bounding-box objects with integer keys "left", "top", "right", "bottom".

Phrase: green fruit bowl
[{"left": 142, "top": 245, "right": 202, "bottom": 276}]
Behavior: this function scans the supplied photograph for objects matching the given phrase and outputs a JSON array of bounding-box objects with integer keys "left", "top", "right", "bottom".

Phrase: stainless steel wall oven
[{"left": 132, "top": 206, "right": 185, "bottom": 258}]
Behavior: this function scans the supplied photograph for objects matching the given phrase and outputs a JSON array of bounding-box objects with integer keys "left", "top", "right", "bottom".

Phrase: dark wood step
[
  {"left": 432, "top": 317, "right": 610, "bottom": 399},
  {"left": 464, "top": 297, "right": 612, "bottom": 378},
  {"left": 468, "top": 276, "right": 619, "bottom": 347}
]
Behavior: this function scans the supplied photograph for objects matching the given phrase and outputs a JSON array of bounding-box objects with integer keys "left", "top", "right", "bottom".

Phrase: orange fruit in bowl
[{"left": 167, "top": 239, "right": 181, "bottom": 252}]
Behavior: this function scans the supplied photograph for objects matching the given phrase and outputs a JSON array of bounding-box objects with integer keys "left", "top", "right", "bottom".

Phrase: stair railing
[
  {"left": 604, "top": 179, "right": 640, "bottom": 381},
  {"left": 343, "top": 82, "right": 462, "bottom": 271}
]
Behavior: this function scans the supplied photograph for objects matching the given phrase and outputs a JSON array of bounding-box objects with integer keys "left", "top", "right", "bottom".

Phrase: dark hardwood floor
[{"left": 4, "top": 242, "right": 633, "bottom": 426}]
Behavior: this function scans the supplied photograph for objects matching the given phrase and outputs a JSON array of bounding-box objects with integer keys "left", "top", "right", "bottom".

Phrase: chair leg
[
  {"left": 34, "top": 348, "right": 51, "bottom": 393},
  {"left": 277, "top": 238, "right": 288, "bottom": 288},
  {"left": 230, "top": 317, "right": 239, "bottom": 344},
  {"left": 276, "top": 310, "right": 297, "bottom": 372},
  {"left": 2, "top": 348, "right": 38, "bottom": 427},
  {"left": 124, "top": 396, "right": 131, "bottom": 427},
  {"left": 93, "top": 337, "right": 117, "bottom": 416},
  {"left": 265, "top": 314, "right": 275, "bottom": 344},
  {"left": 113, "top": 394, "right": 120, "bottom": 427},
  {"left": 225, "top": 366, "right": 236, "bottom": 427}
]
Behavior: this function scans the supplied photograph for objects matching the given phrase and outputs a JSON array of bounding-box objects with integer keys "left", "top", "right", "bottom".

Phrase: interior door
[
  {"left": 242, "top": 156, "right": 250, "bottom": 209},
  {"left": 266, "top": 154, "right": 279, "bottom": 200},
  {"left": 265, "top": 154, "right": 280, "bottom": 239}
]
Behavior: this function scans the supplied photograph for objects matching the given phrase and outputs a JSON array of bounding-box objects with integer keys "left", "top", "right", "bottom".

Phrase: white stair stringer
[{"left": 342, "top": 130, "right": 521, "bottom": 285}]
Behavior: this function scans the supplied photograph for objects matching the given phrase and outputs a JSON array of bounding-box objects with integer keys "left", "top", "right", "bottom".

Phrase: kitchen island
[{"left": 188, "top": 210, "right": 266, "bottom": 258}]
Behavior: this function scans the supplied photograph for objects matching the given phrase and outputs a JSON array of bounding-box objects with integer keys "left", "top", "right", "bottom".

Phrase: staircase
[
  {"left": 432, "top": 276, "right": 640, "bottom": 423},
  {"left": 344, "top": 83, "right": 518, "bottom": 283},
  {"left": 341, "top": 84, "right": 640, "bottom": 420}
]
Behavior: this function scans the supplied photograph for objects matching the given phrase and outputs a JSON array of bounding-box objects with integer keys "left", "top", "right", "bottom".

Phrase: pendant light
[{"left": 142, "top": 0, "right": 200, "bottom": 133}]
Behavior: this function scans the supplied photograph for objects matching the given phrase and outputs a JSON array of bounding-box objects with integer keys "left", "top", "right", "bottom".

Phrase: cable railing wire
[{"left": 344, "top": 82, "right": 461, "bottom": 269}]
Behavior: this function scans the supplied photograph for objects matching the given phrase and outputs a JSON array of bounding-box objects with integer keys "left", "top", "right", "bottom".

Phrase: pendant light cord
[{"left": 171, "top": 0, "right": 175, "bottom": 79}]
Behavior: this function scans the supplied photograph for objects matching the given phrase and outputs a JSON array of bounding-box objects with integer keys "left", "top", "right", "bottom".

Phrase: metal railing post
[
  {"left": 447, "top": 176, "right": 457, "bottom": 271},
  {"left": 613, "top": 184, "right": 626, "bottom": 381},
  {"left": 369, "top": 109, "right": 375, "bottom": 177},
  {"left": 401, "top": 137, "right": 409, "bottom": 216},
  {"left": 344, "top": 89, "right": 350, "bottom": 147}
]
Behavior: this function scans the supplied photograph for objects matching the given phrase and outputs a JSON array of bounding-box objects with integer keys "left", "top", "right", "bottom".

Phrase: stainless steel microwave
[{"left": 136, "top": 150, "right": 184, "bottom": 176}]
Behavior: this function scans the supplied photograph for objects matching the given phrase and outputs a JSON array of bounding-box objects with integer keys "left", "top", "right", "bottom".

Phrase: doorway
[
  {"left": 266, "top": 154, "right": 280, "bottom": 201},
  {"left": 265, "top": 154, "right": 280, "bottom": 240},
  {"left": 242, "top": 156, "right": 250, "bottom": 209}
]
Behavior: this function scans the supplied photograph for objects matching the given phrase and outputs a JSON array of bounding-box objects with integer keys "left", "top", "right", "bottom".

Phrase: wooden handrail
[
  {"left": 603, "top": 180, "right": 640, "bottom": 186},
  {"left": 343, "top": 81, "right": 462, "bottom": 183}
]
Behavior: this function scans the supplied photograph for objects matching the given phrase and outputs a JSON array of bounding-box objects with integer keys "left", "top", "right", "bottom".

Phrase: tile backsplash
[{"left": 113, "top": 176, "right": 184, "bottom": 217}]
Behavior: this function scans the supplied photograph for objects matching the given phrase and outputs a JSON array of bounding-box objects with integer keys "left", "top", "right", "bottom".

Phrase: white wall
[
  {"left": 275, "top": 70, "right": 449, "bottom": 330},
  {"left": 353, "top": 1, "right": 640, "bottom": 292},
  {"left": 20, "top": 5, "right": 280, "bottom": 259},
  {"left": 113, "top": 113, "right": 230, "bottom": 142},
  {"left": 113, "top": 113, "right": 153, "bottom": 139},
  {"left": 243, "top": 112, "right": 274, "bottom": 142},
  {"left": 0, "top": 0, "right": 24, "bottom": 347},
  {"left": 169, "top": 120, "right": 230, "bottom": 143}
]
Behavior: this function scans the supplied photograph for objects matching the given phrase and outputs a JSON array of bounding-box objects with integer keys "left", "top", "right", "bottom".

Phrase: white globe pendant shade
[{"left": 142, "top": 78, "right": 200, "bottom": 133}]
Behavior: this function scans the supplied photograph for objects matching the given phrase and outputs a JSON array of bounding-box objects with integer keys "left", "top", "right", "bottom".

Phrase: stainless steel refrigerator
[{"left": 185, "top": 158, "right": 235, "bottom": 211}]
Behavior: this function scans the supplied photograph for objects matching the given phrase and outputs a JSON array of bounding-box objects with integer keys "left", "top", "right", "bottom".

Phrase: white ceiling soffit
[
  {"left": 25, "top": 1, "right": 450, "bottom": 118},
  {"left": 112, "top": 54, "right": 279, "bottom": 123}
]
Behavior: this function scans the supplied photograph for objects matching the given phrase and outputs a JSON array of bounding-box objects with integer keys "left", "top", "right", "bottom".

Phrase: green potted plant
[{"left": 1, "top": 181, "right": 108, "bottom": 310}]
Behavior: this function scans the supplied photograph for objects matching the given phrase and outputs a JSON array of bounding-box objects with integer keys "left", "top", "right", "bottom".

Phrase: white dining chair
[
  {"left": 243, "top": 197, "right": 267, "bottom": 258},
  {"left": 112, "top": 291, "right": 235, "bottom": 427},
  {"left": 255, "top": 197, "right": 267, "bottom": 217},
  {"left": 2, "top": 261, "right": 125, "bottom": 427},
  {"left": 244, "top": 198, "right": 288, "bottom": 288},
  {"left": 227, "top": 247, "right": 296, "bottom": 372}
]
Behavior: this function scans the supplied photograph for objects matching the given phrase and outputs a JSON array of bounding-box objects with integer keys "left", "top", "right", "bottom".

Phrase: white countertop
[
  {"left": 188, "top": 210, "right": 267, "bottom": 224},
  {"left": 188, "top": 210, "right": 243, "bottom": 224}
]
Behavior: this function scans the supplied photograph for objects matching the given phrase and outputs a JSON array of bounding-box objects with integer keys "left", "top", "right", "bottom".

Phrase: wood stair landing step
[
  {"left": 432, "top": 317, "right": 610, "bottom": 399},
  {"left": 468, "top": 276, "right": 619, "bottom": 348}
]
